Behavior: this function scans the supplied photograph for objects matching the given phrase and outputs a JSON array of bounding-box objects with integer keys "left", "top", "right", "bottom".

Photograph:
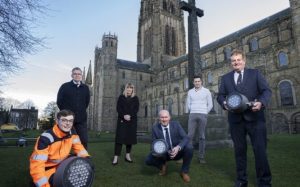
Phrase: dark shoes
[
  {"left": 159, "top": 164, "right": 167, "bottom": 176},
  {"left": 180, "top": 172, "right": 191, "bottom": 183},
  {"left": 234, "top": 181, "right": 248, "bottom": 187},
  {"left": 234, "top": 182, "right": 248, "bottom": 187}
]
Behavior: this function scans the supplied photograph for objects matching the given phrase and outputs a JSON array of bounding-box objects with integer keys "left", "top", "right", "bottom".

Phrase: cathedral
[{"left": 84, "top": 0, "right": 300, "bottom": 135}]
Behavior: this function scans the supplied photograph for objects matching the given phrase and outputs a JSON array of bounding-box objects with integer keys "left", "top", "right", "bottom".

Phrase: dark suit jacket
[
  {"left": 152, "top": 121, "right": 189, "bottom": 149},
  {"left": 217, "top": 68, "right": 272, "bottom": 123}
]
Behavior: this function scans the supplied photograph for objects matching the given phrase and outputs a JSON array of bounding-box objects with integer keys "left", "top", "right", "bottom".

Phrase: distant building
[
  {"left": 0, "top": 110, "right": 9, "bottom": 126},
  {"left": 9, "top": 107, "right": 38, "bottom": 129}
]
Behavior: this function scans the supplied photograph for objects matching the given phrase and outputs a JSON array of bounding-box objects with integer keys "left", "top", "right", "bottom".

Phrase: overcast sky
[{"left": 1, "top": 0, "right": 290, "bottom": 112}]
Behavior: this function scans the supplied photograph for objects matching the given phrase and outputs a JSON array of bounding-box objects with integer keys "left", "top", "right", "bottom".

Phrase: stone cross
[{"left": 180, "top": 0, "right": 204, "bottom": 89}]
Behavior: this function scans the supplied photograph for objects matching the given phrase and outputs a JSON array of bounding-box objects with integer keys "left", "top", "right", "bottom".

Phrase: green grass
[{"left": 0, "top": 134, "right": 299, "bottom": 187}]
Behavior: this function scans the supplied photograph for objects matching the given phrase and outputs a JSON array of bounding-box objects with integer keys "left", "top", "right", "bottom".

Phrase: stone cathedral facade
[{"left": 86, "top": 0, "right": 300, "bottom": 134}]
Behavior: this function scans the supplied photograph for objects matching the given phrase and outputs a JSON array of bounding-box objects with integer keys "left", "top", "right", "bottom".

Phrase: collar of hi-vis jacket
[{"left": 53, "top": 124, "right": 72, "bottom": 139}]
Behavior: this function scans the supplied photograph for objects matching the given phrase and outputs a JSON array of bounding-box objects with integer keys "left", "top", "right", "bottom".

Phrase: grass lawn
[{"left": 0, "top": 134, "right": 299, "bottom": 187}]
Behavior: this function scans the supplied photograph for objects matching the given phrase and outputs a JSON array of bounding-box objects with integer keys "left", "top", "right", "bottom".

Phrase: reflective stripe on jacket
[{"left": 29, "top": 124, "right": 89, "bottom": 186}]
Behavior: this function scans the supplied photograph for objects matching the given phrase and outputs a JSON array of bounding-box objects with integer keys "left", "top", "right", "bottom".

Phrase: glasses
[
  {"left": 72, "top": 73, "right": 82, "bottom": 76},
  {"left": 60, "top": 118, "right": 74, "bottom": 124}
]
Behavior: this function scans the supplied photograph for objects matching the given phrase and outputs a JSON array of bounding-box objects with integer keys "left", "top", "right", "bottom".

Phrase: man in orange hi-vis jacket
[{"left": 30, "top": 109, "right": 90, "bottom": 187}]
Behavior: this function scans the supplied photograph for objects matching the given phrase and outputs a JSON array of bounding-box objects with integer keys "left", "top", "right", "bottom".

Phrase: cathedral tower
[
  {"left": 93, "top": 33, "right": 118, "bottom": 131},
  {"left": 137, "top": 0, "right": 186, "bottom": 71}
]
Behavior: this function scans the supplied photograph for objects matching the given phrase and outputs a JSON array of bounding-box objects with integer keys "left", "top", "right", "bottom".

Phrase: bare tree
[
  {"left": 43, "top": 101, "right": 58, "bottom": 117},
  {"left": 17, "top": 99, "right": 36, "bottom": 109},
  {"left": 0, "top": 97, "right": 4, "bottom": 109},
  {"left": 43, "top": 101, "right": 58, "bottom": 126},
  {"left": 0, "top": 0, "right": 47, "bottom": 78},
  {"left": 0, "top": 97, "right": 21, "bottom": 110}
]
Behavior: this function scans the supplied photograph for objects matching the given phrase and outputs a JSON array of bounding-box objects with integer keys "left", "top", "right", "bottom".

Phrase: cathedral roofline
[
  {"left": 116, "top": 59, "right": 153, "bottom": 73},
  {"left": 200, "top": 8, "right": 291, "bottom": 53}
]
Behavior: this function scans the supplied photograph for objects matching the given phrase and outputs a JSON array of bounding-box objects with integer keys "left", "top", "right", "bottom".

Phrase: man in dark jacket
[
  {"left": 57, "top": 67, "right": 90, "bottom": 149},
  {"left": 217, "top": 49, "right": 272, "bottom": 187},
  {"left": 145, "top": 110, "right": 193, "bottom": 183}
]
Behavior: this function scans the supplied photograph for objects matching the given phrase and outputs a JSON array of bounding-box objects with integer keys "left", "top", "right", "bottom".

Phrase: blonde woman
[{"left": 112, "top": 83, "right": 139, "bottom": 165}]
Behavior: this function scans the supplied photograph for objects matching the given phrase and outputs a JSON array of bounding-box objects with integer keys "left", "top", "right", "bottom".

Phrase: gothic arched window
[
  {"left": 184, "top": 78, "right": 189, "bottom": 90},
  {"left": 144, "top": 29, "right": 152, "bottom": 59},
  {"left": 165, "top": 25, "right": 170, "bottom": 55},
  {"left": 224, "top": 47, "right": 232, "bottom": 61},
  {"left": 144, "top": 105, "right": 148, "bottom": 117},
  {"left": 184, "top": 64, "right": 188, "bottom": 74},
  {"left": 167, "top": 98, "right": 173, "bottom": 115},
  {"left": 170, "top": 3, "right": 175, "bottom": 13},
  {"left": 149, "top": 2, "right": 153, "bottom": 13},
  {"left": 202, "top": 60, "right": 207, "bottom": 68},
  {"left": 207, "top": 71, "right": 213, "bottom": 85},
  {"left": 249, "top": 38, "right": 258, "bottom": 51},
  {"left": 171, "top": 27, "right": 176, "bottom": 56},
  {"left": 278, "top": 51, "right": 288, "bottom": 67},
  {"left": 155, "top": 103, "right": 160, "bottom": 117},
  {"left": 279, "top": 80, "right": 294, "bottom": 106},
  {"left": 163, "top": 0, "right": 167, "bottom": 10}
]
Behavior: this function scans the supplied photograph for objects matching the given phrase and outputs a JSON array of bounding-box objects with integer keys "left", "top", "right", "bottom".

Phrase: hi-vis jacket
[{"left": 30, "top": 124, "right": 89, "bottom": 187}]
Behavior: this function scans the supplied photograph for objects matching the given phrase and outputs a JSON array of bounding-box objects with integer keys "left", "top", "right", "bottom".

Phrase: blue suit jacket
[
  {"left": 152, "top": 121, "right": 190, "bottom": 149},
  {"left": 217, "top": 68, "right": 272, "bottom": 123}
]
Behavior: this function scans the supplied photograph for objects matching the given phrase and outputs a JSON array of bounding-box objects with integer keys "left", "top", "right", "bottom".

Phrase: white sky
[{"left": 1, "top": 0, "right": 290, "bottom": 113}]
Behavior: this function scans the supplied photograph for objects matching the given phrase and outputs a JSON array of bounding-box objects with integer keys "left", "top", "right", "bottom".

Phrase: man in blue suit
[
  {"left": 145, "top": 110, "right": 193, "bottom": 183},
  {"left": 217, "top": 49, "right": 272, "bottom": 187}
]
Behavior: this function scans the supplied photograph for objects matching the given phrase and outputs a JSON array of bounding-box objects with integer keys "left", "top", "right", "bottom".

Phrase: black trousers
[
  {"left": 114, "top": 143, "right": 132, "bottom": 156},
  {"left": 230, "top": 119, "right": 272, "bottom": 187},
  {"left": 145, "top": 144, "right": 193, "bottom": 173},
  {"left": 74, "top": 122, "right": 88, "bottom": 149}
]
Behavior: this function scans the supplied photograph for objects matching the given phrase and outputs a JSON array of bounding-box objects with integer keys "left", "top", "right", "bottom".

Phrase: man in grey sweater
[{"left": 186, "top": 75, "right": 213, "bottom": 163}]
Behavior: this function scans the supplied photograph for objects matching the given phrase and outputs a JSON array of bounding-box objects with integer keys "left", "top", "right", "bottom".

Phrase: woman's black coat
[{"left": 115, "top": 95, "right": 139, "bottom": 145}]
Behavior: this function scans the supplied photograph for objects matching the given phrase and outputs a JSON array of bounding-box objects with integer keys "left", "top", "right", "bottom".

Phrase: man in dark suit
[
  {"left": 217, "top": 49, "right": 272, "bottom": 187},
  {"left": 57, "top": 67, "right": 90, "bottom": 149},
  {"left": 145, "top": 110, "right": 193, "bottom": 183}
]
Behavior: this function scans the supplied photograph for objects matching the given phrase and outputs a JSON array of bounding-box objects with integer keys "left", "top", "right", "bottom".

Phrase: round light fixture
[
  {"left": 226, "top": 93, "right": 252, "bottom": 113},
  {"left": 53, "top": 156, "right": 94, "bottom": 187},
  {"left": 152, "top": 139, "right": 168, "bottom": 157}
]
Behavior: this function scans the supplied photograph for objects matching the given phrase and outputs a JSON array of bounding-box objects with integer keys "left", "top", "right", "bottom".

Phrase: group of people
[{"left": 29, "top": 48, "right": 272, "bottom": 187}]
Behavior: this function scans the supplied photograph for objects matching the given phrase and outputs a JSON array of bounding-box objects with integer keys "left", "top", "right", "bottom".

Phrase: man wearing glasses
[
  {"left": 30, "top": 110, "right": 90, "bottom": 187},
  {"left": 57, "top": 67, "right": 90, "bottom": 149}
]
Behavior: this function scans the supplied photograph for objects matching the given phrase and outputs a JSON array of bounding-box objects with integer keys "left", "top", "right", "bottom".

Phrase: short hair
[
  {"left": 159, "top": 110, "right": 170, "bottom": 118},
  {"left": 123, "top": 83, "right": 136, "bottom": 97},
  {"left": 231, "top": 49, "right": 245, "bottom": 58},
  {"left": 193, "top": 75, "right": 202, "bottom": 80},
  {"left": 71, "top": 67, "right": 82, "bottom": 73},
  {"left": 57, "top": 109, "right": 75, "bottom": 119}
]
